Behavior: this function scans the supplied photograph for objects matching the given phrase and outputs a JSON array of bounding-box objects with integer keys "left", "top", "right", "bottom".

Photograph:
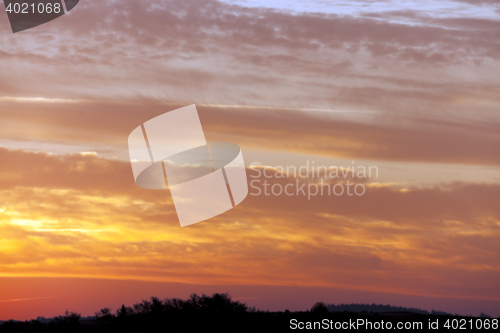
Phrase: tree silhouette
[
  {"left": 116, "top": 304, "right": 134, "bottom": 318},
  {"left": 311, "top": 302, "right": 329, "bottom": 314},
  {"left": 60, "top": 311, "right": 81, "bottom": 324},
  {"left": 95, "top": 307, "right": 114, "bottom": 322}
]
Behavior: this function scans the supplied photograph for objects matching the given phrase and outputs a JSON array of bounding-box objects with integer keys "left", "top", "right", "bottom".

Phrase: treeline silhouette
[
  {"left": 327, "top": 303, "right": 456, "bottom": 316},
  {"left": 326, "top": 303, "right": 493, "bottom": 318},
  {"left": 0, "top": 293, "right": 269, "bottom": 333},
  {"left": 0, "top": 294, "right": 495, "bottom": 332},
  {"left": 97, "top": 292, "right": 247, "bottom": 320}
]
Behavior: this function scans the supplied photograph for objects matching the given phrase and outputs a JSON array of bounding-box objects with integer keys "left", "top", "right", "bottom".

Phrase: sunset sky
[{"left": 0, "top": 0, "right": 499, "bottom": 321}]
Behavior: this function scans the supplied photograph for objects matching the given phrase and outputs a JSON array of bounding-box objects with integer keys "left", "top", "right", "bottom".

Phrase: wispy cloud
[{"left": 0, "top": 296, "right": 59, "bottom": 303}]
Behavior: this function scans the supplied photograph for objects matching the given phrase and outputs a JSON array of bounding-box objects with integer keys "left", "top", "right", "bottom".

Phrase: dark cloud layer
[{"left": 1, "top": 101, "right": 499, "bottom": 166}]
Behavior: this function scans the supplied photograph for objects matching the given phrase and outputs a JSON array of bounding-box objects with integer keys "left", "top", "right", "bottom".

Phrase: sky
[{"left": 0, "top": 0, "right": 499, "bottom": 320}]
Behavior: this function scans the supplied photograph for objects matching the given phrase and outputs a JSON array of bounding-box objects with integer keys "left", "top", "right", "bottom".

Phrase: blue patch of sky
[{"left": 219, "top": 0, "right": 500, "bottom": 22}]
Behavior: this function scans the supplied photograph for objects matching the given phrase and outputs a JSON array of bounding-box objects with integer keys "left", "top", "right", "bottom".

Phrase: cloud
[
  {"left": 1, "top": 101, "right": 500, "bottom": 166},
  {"left": 0, "top": 148, "right": 498, "bottom": 302},
  {"left": 452, "top": 0, "right": 500, "bottom": 5},
  {"left": 0, "top": 1, "right": 498, "bottom": 169},
  {"left": 0, "top": 0, "right": 498, "bottom": 120}
]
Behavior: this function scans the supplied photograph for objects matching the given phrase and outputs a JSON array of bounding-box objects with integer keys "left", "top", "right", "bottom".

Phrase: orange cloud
[{"left": 0, "top": 148, "right": 498, "bottom": 305}]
